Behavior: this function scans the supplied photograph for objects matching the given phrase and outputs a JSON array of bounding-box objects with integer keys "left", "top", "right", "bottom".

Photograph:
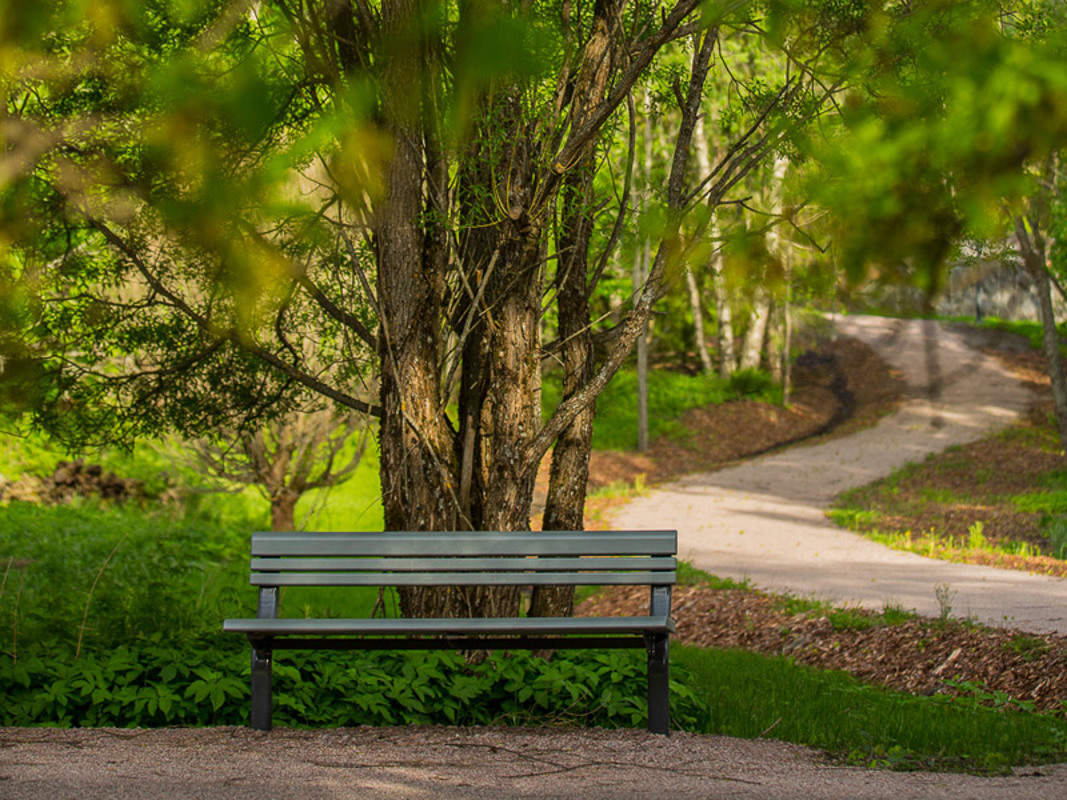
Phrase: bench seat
[
  {"left": 224, "top": 529, "right": 677, "bottom": 734},
  {"left": 224, "top": 615, "right": 675, "bottom": 637}
]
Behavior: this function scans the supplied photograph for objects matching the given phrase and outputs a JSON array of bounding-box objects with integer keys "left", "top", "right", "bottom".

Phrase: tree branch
[{"left": 526, "top": 26, "right": 716, "bottom": 470}]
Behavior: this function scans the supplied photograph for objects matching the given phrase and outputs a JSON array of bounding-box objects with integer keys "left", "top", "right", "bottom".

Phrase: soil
[{"left": 576, "top": 325, "right": 1067, "bottom": 714}]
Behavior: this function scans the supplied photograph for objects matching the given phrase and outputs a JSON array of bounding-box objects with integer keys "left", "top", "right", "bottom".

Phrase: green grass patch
[
  {"left": 978, "top": 317, "right": 1067, "bottom": 353},
  {"left": 676, "top": 645, "right": 1067, "bottom": 774},
  {"left": 676, "top": 561, "right": 750, "bottom": 590},
  {"left": 827, "top": 507, "right": 884, "bottom": 530},
  {"left": 0, "top": 501, "right": 255, "bottom": 656},
  {"left": 1011, "top": 490, "right": 1067, "bottom": 516},
  {"left": 543, "top": 366, "right": 780, "bottom": 451}
]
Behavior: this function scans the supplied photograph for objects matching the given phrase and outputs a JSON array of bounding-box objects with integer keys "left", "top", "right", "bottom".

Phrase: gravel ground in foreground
[{"left": 2, "top": 726, "right": 1067, "bottom": 800}]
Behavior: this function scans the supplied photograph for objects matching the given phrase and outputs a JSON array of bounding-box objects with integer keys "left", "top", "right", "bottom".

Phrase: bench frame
[{"left": 223, "top": 530, "right": 677, "bottom": 734}]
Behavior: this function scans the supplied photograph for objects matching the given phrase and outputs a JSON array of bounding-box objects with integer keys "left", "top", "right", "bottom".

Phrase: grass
[
  {"left": 828, "top": 415, "right": 1067, "bottom": 569},
  {"left": 542, "top": 365, "right": 780, "bottom": 451},
  {"left": 977, "top": 317, "right": 1067, "bottom": 354},
  {"left": 677, "top": 645, "right": 1067, "bottom": 774},
  {"left": 827, "top": 517, "right": 1048, "bottom": 563}
]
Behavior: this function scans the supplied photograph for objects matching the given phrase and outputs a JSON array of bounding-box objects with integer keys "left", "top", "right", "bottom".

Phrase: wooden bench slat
[
  {"left": 250, "top": 556, "right": 677, "bottom": 573},
  {"left": 251, "top": 530, "right": 677, "bottom": 558},
  {"left": 251, "top": 570, "right": 677, "bottom": 587},
  {"left": 224, "top": 615, "right": 676, "bottom": 636}
]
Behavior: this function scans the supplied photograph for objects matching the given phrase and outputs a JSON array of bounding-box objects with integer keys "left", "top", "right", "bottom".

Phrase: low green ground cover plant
[
  {"left": 0, "top": 643, "right": 706, "bottom": 731},
  {"left": 977, "top": 318, "right": 1067, "bottom": 354}
]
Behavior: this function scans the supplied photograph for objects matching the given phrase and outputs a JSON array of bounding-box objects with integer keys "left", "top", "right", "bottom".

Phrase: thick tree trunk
[
  {"left": 1016, "top": 216, "right": 1067, "bottom": 452},
  {"left": 377, "top": 0, "right": 470, "bottom": 618},
  {"left": 369, "top": 1, "right": 713, "bottom": 620}
]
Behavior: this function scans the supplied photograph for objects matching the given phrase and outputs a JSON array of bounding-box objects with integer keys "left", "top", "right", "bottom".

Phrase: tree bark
[
  {"left": 533, "top": 0, "right": 623, "bottom": 619},
  {"left": 689, "top": 113, "right": 715, "bottom": 373},
  {"left": 376, "top": 0, "right": 471, "bottom": 618},
  {"left": 712, "top": 229, "right": 734, "bottom": 377},
  {"left": 1016, "top": 215, "right": 1067, "bottom": 452},
  {"left": 738, "top": 294, "right": 770, "bottom": 371},
  {"left": 270, "top": 490, "right": 299, "bottom": 532}
]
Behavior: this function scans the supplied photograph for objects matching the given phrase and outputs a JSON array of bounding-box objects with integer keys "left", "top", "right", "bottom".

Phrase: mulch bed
[
  {"left": 572, "top": 325, "right": 1067, "bottom": 712},
  {"left": 579, "top": 584, "right": 1067, "bottom": 714}
]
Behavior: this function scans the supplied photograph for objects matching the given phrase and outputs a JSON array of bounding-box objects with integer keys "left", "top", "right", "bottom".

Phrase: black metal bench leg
[
  {"left": 250, "top": 644, "right": 273, "bottom": 731},
  {"left": 646, "top": 632, "right": 670, "bottom": 735}
]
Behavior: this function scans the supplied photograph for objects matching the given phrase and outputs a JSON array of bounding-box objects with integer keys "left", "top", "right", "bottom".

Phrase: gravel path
[
  {"left": 4, "top": 726, "right": 1067, "bottom": 799},
  {"left": 612, "top": 315, "right": 1067, "bottom": 633}
]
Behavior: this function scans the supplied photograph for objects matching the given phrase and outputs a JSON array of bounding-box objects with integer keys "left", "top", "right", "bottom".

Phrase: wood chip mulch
[{"left": 579, "top": 584, "right": 1067, "bottom": 713}]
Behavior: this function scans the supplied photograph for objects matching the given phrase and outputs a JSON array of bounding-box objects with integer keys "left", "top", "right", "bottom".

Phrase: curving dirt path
[{"left": 611, "top": 316, "right": 1067, "bottom": 633}]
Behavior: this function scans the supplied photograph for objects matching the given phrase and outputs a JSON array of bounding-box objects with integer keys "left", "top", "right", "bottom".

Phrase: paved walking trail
[{"left": 612, "top": 315, "right": 1067, "bottom": 633}]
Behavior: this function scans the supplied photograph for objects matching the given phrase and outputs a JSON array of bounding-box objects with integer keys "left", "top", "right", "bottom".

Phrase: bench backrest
[{"left": 249, "top": 530, "right": 677, "bottom": 588}]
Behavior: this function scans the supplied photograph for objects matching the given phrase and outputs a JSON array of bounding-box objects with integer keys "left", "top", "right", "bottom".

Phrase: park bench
[{"left": 223, "top": 529, "right": 677, "bottom": 734}]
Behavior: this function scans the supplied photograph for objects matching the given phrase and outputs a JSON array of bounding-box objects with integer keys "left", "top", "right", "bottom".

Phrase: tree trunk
[
  {"left": 532, "top": 0, "right": 623, "bottom": 619},
  {"left": 1016, "top": 215, "right": 1067, "bottom": 451},
  {"left": 370, "top": 2, "right": 714, "bottom": 621},
  {"left": 738, "top": 295, "right": 770, "bottom": 371},
  {"left": 270, "top": 490, "right": 299, "bottom": 532},
  {"left": 635, "top": 238, "right": 650, "bottom": 452},
  {"left": 782, "top": 272, "right": 793, "bottom": 405},
  {"left": 765, "top": 156, "right": 790, "bottom": 391},
  {"left": 377, "top": 0, "right": 471, "bottom": 618},
  {"left": 634, "top": 91, "right": 652, "bottom": 452},
  {"left": 689, "top": 113, "right": 715, "bottom": 373},
  {"left": 712, "top": 232, "right": 734, "bottom": 377}
]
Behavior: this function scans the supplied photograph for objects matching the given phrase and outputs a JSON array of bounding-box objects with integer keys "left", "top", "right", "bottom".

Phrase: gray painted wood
[
  {"left": 251, "top": 530, "right": 677, "bottom": 558},
  {"left": 250, "top": 556, "right": 676, "bottom": 573},
  {"left": 224, "top": 615, "right": 675, "bottom": 636},
  {"left": 250, "top": 570, "right": 677, "bottom": 587}
]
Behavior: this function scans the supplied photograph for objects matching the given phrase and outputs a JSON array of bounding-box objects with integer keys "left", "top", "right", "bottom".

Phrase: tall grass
[{"left": 0, "top": 502, "right": 254, "bottom": 655}]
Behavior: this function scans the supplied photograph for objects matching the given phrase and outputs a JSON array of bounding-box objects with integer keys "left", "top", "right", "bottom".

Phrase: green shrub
[{"left": 0, "top": 644, "right": 707, "bottom": 731}]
